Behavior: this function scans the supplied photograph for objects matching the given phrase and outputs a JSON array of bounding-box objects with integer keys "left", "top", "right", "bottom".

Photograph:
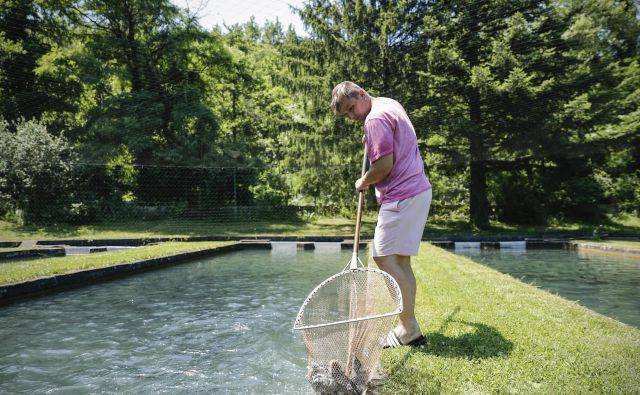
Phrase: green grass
[
  {"left": 573, "top": 239, "right": 640, "bottom": 252},
  {"left": 0, "top": 246, "right": 32, "bottom": 252},
  {"left": 0, "top": 241, "right": 232, "bottom": 285},
  {"left": 0, "top": 217, "right": 378, "bottom": 240},
  {"left": 2, "top": 212, "right": 639, "bottom": 241},
  {"left": 380, "top": 244, "right": 640, "bottom": 393}
]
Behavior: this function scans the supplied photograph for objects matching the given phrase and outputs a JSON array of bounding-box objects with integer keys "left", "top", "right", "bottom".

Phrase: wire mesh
[
  {"left": 294, "top": 268, "right": 402, "bottom": 394},
  {"left": 5, "top": 163, "right": 450, "bottom": 229}
]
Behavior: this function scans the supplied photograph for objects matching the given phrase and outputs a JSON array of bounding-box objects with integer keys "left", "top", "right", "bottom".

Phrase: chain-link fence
[{"left": 0, "top": 157, "right": 466, "bottom": 235}]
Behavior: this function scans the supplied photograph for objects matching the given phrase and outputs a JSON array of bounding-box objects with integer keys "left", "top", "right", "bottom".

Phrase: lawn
[
  {"left": 380, "top": 243, "right": 640, "bottom": 393},
  {"left": 0, "top": 217, "right": 378, "bottom": 240},
  {"left": 1, "top": 212, "right": 639, "bottom": 241}
]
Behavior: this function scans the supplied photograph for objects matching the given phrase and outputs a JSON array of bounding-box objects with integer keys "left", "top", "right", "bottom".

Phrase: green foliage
[
  {"left": 249, "top": 167, "right": 291, "bottom": 214},
  {"left": 594, "top": 168, "right": 640, "bottom": 214},
  {"left": 491, "top": 171, "right": 546, "bottom": 225},
  {"left": 58, "top": 0, "right": 232, "bottom": 167},
  {"left": 0, "top": 118, "right": 79, "bottom": 223},
  {"left": 82, "top": 91, "right": 162, "bottom": 161},
  {"left": 0, "top": 0, "right": 638, "bottom": 226},
  {"left": 548, "top": 175, "right": 605, "bottom": 221}
]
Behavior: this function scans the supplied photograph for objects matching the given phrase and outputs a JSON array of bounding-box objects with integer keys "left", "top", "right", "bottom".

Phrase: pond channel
[
  {"left": 453, "top": 245, "right": 640, "bottom": 328},
  {"left": 0, "top": 242, "right": 349, "bottom": 394}
]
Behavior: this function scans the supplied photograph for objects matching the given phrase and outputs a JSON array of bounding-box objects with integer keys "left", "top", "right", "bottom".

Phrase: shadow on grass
[
  {"left": 423, "top": 320, "right": 513, "bottom": 359},
  {"left": 1, "top": 214, "right": 384, "bottom": 240},
  {"left": 386, "top": 307, "right": 513, "bottom": 369},
  {"left": 426, "top": 212, "right": 640, "bottom": 237},
  {"left": 421, "top": 306, "right": 513, "bottom": 359},
  {"left": 2, "top": 218, "right": 313, "bottom": 239},
  {"left": 1, "top": 222, "right": 83, "bottom": 239},
  {"left": 383, "top": 307, "right": 513, "bottom": 392}
]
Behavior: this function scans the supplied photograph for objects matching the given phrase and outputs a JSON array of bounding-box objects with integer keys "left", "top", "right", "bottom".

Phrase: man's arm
[{"left": 355, "top": 153, "right": 393, "bottom": 191}]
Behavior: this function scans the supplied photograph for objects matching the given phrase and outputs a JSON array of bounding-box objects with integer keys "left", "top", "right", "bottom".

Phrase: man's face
[{"left": 339, "top": 94, "right": 370, "bottom": 123}]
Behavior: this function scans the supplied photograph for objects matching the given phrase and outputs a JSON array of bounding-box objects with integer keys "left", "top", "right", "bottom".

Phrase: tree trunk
[
  {"left": 124, "top": 4, "right": 142, "bottom": 92},
  {"left": 2, "top": 3, "right": 37, "bottom": 123},
  {"left": 463, "top": 7, "right": 490, "bottom": 228},
  {"left": 468, "top": 88, "right": 489, "bottom": 228}
]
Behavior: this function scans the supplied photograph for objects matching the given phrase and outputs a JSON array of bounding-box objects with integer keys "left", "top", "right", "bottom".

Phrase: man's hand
[{"left": 355, "top": 177, "right": 369, "bottom": 192}]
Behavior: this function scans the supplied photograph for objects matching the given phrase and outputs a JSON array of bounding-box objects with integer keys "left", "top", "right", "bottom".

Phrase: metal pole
[{"left": 233, "top": 167, "right": 237, "bottom": 220}]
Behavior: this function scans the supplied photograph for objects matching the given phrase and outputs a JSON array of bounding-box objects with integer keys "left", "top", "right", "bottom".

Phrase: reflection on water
[
  {"left": 0, "top": 246, "right": 355, "bottom": 394},
  {"left": 454, "top": 248, "right": 640, "bottom": 328}
]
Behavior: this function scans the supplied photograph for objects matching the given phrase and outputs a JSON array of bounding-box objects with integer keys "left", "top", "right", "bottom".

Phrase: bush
[
  {"left": 594, "top": 168, "right": 640, "bottom": 215},
  {"left": 547, "top": 176, "right": 605, "bottom": 221},
  {"left": 491, "top": 171, "right": 546, "bottom": 225},
  {"left": 249, "top": 167, "right": 291, "bottom": 207},
  {"left": 0, "top": 118, "right": 79, "bottom": 223}
]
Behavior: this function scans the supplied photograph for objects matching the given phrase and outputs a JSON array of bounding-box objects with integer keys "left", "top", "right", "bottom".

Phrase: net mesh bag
[{"left": 294, "top": 265, "right": 402, "bottom": 394}]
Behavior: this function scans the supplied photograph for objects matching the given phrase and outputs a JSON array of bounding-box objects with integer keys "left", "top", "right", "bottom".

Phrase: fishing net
[{"left": 294, "top": 261, "right": 402, "bottom": 394}]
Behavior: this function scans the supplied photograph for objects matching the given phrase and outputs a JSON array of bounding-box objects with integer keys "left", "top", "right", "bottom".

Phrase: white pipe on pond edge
[
  {"left": 313, "top": 242, "right": 341, "bottom": 253},
  {"left": 454, "top": 242, "right": 481, "bottom": 250},
  {"left": 269, "top": 241, "right": 297, "bottom": 255},
  {"left": 499, "top": 241, "right": 526, "bottom": 249},
  {"left": 64, "top": 246, "right": 93, "bottom": 255},
  {"left": 64, "top": 246, "right": 138, "bottom": 255}
]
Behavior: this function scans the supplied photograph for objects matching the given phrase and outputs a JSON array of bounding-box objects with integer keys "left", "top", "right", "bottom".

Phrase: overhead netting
[{"left": 294, "top": 267, "right": 402, "bottom": 394}]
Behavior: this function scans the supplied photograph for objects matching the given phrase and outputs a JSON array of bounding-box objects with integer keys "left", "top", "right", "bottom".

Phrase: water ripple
[{"left": 0, "top": 248, "right": 350, "bottom": 394}]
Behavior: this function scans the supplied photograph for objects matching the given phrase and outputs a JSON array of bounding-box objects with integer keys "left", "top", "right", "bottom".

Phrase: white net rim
[
  {"left": 293, "top": 267, "right": 403, "bottom": 330},
  {"left": 294, "top": 310, "right": 401, "bottom": 330}
]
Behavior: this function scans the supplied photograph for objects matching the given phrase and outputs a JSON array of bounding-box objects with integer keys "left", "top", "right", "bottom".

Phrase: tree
[
  {"left": 63, "top": 0, "right": 231, "bottom": 166},
  {"left": 552, "top": 0, "right": 640, "bottom": 217},
  {"left": 416, "top": 0, "right": 639, "bottom": 224},
  {"left": 0, "top": 118, "right": 79, "bottom": 223},
  {"left": 0, "top": 0, "right": 80, "bottom": 130},
  {"left": 288, "top": 0, "right": 427, "bottom": 210}
]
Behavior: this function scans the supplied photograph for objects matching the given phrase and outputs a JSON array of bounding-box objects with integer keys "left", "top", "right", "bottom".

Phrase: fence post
[{"left": 233, "top": 167, "right": 238, "bottom": 220}]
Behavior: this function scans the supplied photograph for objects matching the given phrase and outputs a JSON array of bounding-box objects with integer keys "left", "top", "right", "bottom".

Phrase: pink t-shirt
[{"left": 364, "top": 97, "right": 431, "bottom": 204}]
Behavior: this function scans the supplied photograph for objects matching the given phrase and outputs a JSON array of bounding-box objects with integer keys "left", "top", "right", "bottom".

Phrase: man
[{"left": 331, "top": 81, "right": 432, "bottom": 348}]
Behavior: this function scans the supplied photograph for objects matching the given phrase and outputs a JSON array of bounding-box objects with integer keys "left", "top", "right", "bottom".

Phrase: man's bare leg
[{"left": 373, "top": 254, "right": 422, "bottom": 344}]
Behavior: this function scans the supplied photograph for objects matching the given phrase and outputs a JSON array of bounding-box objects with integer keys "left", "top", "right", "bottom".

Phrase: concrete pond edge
[
  {"left": 0, "top": 241, "right": 270, "bottom": 306},
  {"left": 1, "top": 235, "right": 638, "bottom": 305},
  {"left": 3, "top": 235, "right": 639, "bottom": 261}
]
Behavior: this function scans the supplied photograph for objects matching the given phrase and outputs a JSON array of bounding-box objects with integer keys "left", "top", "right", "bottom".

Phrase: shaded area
[
  {"left": 420, "top": 307, "right": 512, "bottom": 359},
  {"left": 424, "top": 321, "right": 513, "bottom": 359}
]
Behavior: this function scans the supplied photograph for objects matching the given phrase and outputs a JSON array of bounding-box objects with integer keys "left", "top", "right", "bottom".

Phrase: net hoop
[
  {"left": 294, "top": 310, "right": 401, "bottom": 331},
  {"left": 293, "top": 267, "right": 403, "bottom": 331}
]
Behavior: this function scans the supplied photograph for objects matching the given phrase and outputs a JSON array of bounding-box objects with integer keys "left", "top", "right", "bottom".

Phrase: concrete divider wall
[
  {"left": 3, "top": 236, "right": 637, "bottom": 306},
  {"left": 0, "top": 242, "right": 270, "bottom": 306},
  {"left": 0, "top": 248, "right": 65, "bottom": 261}
]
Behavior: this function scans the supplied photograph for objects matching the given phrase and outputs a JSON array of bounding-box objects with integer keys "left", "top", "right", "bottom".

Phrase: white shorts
[{"left": 372, "top": 189, "right": 432, "bottom": 257}]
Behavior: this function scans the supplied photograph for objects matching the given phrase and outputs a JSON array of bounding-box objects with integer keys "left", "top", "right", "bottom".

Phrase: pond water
[
  {"left": 453, "top": 247, "right": 640, "bottom": 328},
  {"left": 0, "top": 242, "right": 352, "bottom": 394}
]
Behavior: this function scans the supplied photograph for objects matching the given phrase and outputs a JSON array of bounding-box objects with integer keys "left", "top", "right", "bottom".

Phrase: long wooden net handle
[{"left": 353, "top": 143, "right": 368, "bottom": 254}]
